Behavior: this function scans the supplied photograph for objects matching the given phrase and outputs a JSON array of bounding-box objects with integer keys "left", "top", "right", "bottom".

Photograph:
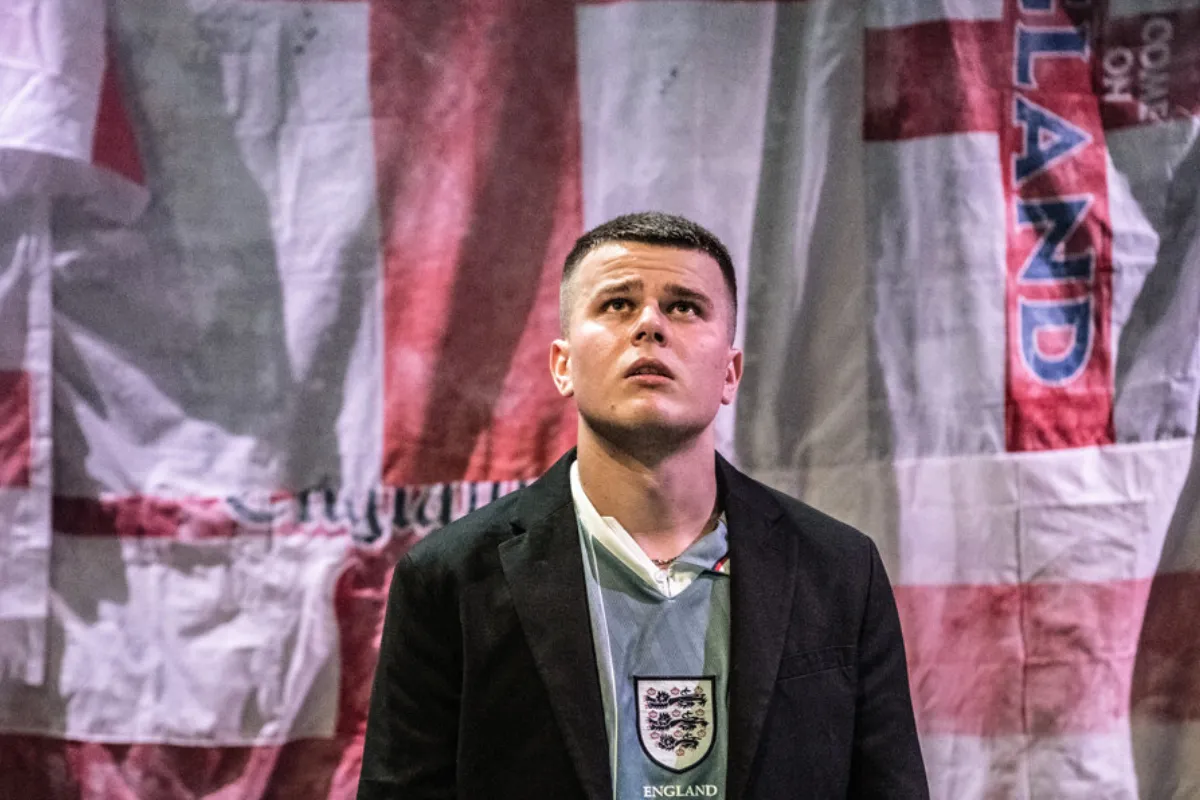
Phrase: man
[{"left": 358, "top": 212, "right": 928, "bottom": 799}]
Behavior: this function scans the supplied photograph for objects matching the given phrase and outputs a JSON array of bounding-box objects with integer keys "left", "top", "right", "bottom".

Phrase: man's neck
[{"left": 575, "top": 423, "right": 720, "bottom": 563}]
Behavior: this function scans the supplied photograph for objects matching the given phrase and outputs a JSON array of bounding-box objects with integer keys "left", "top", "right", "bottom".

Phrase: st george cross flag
[{"left": 0, "top": 0, "right": 1198, "bottom": 797}]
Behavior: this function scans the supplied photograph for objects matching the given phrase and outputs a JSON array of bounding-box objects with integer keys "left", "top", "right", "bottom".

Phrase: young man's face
[{"left": 550, "top": 242, "right": 742, "bottom": 448}]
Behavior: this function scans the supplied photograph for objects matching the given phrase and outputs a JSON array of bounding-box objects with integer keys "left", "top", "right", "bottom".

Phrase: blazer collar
[
  {"left": 498, "top": 449, "right": 612, "bottom": 800},
  {"left": 717, "top": 454, "right": 795, "bottom": 800},
  {"left": 498, "top": 448, "right": 795, "bottom": 800}
]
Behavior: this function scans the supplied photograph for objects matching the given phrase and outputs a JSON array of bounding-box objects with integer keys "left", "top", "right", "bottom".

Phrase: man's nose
[{"left": 632, "top": 305, "right": 667, "bottom": 344}]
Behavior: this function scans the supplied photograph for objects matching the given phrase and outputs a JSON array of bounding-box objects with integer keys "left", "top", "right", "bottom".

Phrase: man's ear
[
  {"left": 720, "top": 347, "right": 743, "bottom": 406},
  {"left": 550, "top": 339, "right": 573, "bottom": 397}
]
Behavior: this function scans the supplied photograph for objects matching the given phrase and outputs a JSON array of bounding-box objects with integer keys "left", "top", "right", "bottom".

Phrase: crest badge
[{"left": 635, "top": 676, "right": 716, "bottom": 773}]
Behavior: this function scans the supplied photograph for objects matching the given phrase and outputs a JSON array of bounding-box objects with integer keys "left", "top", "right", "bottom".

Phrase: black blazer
[{"left": 358, "top": 449, "right": 928, "bottom": 799}]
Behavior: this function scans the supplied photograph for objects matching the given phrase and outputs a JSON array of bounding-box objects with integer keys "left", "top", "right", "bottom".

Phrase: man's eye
[
  {"left": 604, "top": 298, "right": 630, "bottom": 312},
  {"left": 670, "top": 301, "right": 699, "bottom": 315}
]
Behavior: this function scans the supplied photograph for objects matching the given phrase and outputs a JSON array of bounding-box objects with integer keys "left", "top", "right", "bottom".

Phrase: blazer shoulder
[
  {"left": 403, "top": 487, "right": 525, "bottom": 575},
  {"left": 401, "top": 449, "right": 577, "bottom": 581},
  {"left": 741, "top": 471, "right": 878, "bottom": 561},
  {"left": 736, "top": 474, "right": 890, "bottom": 617}
]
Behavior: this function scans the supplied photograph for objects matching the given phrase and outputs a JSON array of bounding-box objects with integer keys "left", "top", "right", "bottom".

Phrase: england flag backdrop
[{"left": 1, "top": 0, "right": 1198, "bottom": 797}]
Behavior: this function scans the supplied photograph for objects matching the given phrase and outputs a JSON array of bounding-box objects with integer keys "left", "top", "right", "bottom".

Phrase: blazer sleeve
[
  {"left": 848, "top": 539, "right": 930, "bottom": 799},
  {"left": 357, "top": 552, "right": 461, "bottom": 800}
]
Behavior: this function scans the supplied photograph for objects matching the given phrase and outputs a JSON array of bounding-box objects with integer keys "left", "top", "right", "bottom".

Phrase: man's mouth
[{"left": 625, "top": 358, "right": 675, "bottom": 380}]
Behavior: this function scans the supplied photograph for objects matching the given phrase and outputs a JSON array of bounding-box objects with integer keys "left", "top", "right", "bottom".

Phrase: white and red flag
[{"left": 0, "top": 0, "right": 1197, "bottom": 797}]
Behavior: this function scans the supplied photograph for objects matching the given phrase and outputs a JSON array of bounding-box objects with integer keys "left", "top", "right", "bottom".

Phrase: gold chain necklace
[{"left": 648, "top": 509, "right": 722, "bottom": 569}]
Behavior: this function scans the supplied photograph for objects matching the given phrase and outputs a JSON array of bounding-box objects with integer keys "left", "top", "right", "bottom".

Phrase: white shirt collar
[
  {"left": 571, "top": 460, "right": 664, "bottom": 587},
  {"left": 570, "top": 460, "right": 729, "bottom": 598}
]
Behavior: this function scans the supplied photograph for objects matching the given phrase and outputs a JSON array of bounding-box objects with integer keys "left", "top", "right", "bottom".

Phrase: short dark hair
[{"left": 560, "top": 211, "right": 738, "bottom": 338}]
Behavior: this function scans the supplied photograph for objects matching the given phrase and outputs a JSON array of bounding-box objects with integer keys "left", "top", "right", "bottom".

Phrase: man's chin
[{"left": 580, "top": 410, "right": 708, "bottom": 454}]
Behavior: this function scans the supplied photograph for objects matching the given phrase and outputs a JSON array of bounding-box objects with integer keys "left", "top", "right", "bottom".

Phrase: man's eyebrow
[{"left": 663, "top": 283, "right": 713, "bottom": 306}]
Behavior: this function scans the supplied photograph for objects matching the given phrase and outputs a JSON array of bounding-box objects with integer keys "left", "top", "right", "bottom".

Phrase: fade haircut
[{"left": 559, "top": 211, "right": 738, "bottom": 340}]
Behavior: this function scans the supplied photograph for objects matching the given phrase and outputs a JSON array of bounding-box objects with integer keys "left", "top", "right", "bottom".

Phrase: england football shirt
[{"left": 571, "top": 462, "right": 731, "bottom": 799}]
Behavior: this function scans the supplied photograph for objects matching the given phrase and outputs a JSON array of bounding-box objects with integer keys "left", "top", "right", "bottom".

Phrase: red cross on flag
[{"left": 0, "top": 0, "right": 1198, "bottom": 797}]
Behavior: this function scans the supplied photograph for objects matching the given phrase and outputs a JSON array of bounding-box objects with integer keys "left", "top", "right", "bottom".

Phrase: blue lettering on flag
[
  {"left": 1014, "top": 23, "right": 1089, "bottom": 88},
  {"left": 1016, "top": 196, "right": 1094, "bottom": 282},
  {"left": 1019, "top": 297, "right": 1092, "bottom": 384},
  {"left": 1020, "top": 0, "right": 1054, "bottom": 10},
  {"left": 1014, "top": 95, "right": 1091, "bottom": 183}
]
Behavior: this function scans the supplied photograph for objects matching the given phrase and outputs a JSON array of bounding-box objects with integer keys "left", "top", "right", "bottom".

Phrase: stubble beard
[{"left": 580, "top": 404, "right": 710, "bottom": 466}]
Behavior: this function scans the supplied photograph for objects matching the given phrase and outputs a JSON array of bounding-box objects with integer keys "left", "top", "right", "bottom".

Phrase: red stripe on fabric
[
  {"left": 53, "top": 496, "right": 241, "bottom": 538},
  {"left": 51, "top": 479, "right": 530, "bottom": 539},
  {"left": 1099, "top": 9, "right": 1200, "bottom": 130},
  {"left": 51, "top": 494, "right": 385, "bottom": 538},
  {"left": 0, "top": 370, "right": 32, "bottom": 488},
  {"left": 332, "top": 531, "right": 417, "bottom": 737},
  {"left": 373, "top": 0, "right": 580, "bottom": 487},
  {"left": 1002, "top": 0, "right": 1114, "bottom": 451},
  {"left": 896, "top": 578, "right": 1150, "bottom": 736},
  {"left": 92, "top": 44, "right": 144, "bottom": 185},
  {"left": 864, "top": 20, "right": 1008, "bottom": 141}
]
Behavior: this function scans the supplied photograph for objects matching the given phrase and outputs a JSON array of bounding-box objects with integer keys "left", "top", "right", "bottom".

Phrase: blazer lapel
[
  {"left": 499, "top": 451, "right": 612, "bottom": 800},
  {"left": 720, "top": 456, "right": 797, "bottom": 800}
]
